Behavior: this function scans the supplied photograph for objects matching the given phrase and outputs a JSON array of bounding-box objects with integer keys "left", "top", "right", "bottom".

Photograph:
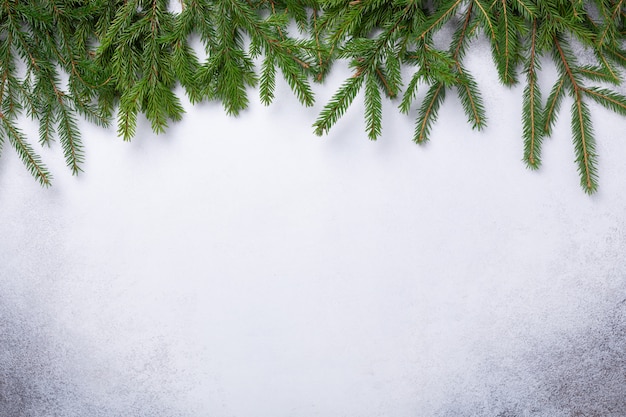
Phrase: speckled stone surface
[{"left": 1, "top": 44, "right": 625, "bottom": 417}]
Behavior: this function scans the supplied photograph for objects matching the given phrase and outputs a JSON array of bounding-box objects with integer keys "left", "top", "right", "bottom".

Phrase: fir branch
[
  {"left": 0, "top": 114, "right": 52, "bottom": 186},
  {"left": 313, "top": 2, "right": 412, "bottom": 139},
  {"left": 169, "top": 9, "right": 203, "bottom": 103},
  {"left": 511, "top": 0, "right": 537, "bottom": 19},
  {"left": 313, "top": 74, "right": 364, "bottom": 136},
  {"left": 543, "top": 74, "right": 567, "bottom": 136},
  {"left": 492, "top": 0, "right": 522, "bottom": 85},
  {"left": 473, "top": 0, "right": 497, "bottom": 41},
  {"left": 522, "top": 18, "right": 543, "bottom": 169},
  {"left": 452, "top": 2, "right": 486, "bottom": 130},
  {"left": 227, "top": 0, "right": 314, "bottom": 106},
  {"left": 311, "top": 8, "right": 325, "bottom": 81},
  {"left": 56, "top": 97, "right": 84, "bottom": 174},
  {"left": 377, "top": 45, "right": 402, "bottom": 98},
  {"left": 39, "top": 105, "right": 56, "bottom": 147},
  {"left": 414, "top": 82, "right": 446, "bottom": 144},
  {"left": 260, "top": 53, "right": 277, "bottom": 105},
  {"left": 399, "top": 70, "right": 420, "bottom": 115},
  {"left": 571, "top": 90, "right": 598, "bottom": 193},
  {"left": 2, "top": 0, "right": 626, "bottom": 194},
  {"left": 597, "top": 0, "right": 625, "bottom": 47},
  {"left": 594, "top": 50, "right": 621, "bottom": 83},
  {"left": 554, "top": 35, "right": 598, "bottom": 192},
  {"left": 416, "top": 0, "right": 464, "bottom": 40},
  {"left": 118, "top": 84, "right": 141, "bottom": 141},
  {"left": 578, "top": 65, "right": 621, "bottom": 84},
  {"left": 364, "top": 71, "right": 382, "bottom": 140},
  {"left": 602, "top": 46, "right": 626, "bottom": 68},
  {"left": 582, "top": 86, "right": 626, "bottom": 115}
]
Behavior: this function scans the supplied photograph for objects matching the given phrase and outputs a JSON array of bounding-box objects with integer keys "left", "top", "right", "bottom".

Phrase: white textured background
[{"left": 1, "top": 44, "right": 625, "bottom": 416}]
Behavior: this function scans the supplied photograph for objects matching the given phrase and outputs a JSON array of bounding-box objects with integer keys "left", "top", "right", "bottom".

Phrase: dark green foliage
[
  {"left": 414, "top": 82, "right": 446, "bottom": 144},
  {"left": 1, "top": 0, "right": 626, "bottom": 193},
  {"left": 311, "top": 0, "right": 626, "bottom": 194},
  {"left": 0, "top": 0, "right": 98, "bottom": 184},
  {"left": 522, "top": 19, "right": 543, "bottom": 169}
]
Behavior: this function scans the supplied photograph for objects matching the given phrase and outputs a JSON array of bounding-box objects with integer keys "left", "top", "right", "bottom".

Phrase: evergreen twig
[{"left": 1, "top": 0, "right": 626, "bottom": 194}]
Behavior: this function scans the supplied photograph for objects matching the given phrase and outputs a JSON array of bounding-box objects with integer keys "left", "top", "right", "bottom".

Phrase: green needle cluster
[{"left": 1, "top": 0, "right": 626, "bottom": 193}]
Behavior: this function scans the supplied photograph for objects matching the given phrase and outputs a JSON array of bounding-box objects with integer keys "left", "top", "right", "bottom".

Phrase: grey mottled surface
[{"left": 1, "top": 44, "right": 625, "bottom": 416}]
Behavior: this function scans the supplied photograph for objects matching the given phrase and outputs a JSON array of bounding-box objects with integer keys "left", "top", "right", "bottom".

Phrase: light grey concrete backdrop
[{"left": 1, "top": 43, "right": 625, "bottom": 417}]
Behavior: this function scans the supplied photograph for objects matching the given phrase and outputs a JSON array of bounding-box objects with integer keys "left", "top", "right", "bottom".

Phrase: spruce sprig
[
  {"left": 313, "top": 1, "right": 413, "bottom": 139},
  {"left": 2, "top": 0, "right": 626, "bottom": 194},
  {"left": 313, "top": 0, "right": 626, "bottom": 194},
  {"left": 0, "top": 0, "right": 103, "bottom": 184},
  {"left": 522, "top": 18, "right": 543, "bottom": 169}
]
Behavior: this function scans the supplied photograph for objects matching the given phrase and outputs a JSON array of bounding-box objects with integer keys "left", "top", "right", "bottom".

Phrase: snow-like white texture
[{"left": 1, "top": 45, "right": 625, "bottom": 417}]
